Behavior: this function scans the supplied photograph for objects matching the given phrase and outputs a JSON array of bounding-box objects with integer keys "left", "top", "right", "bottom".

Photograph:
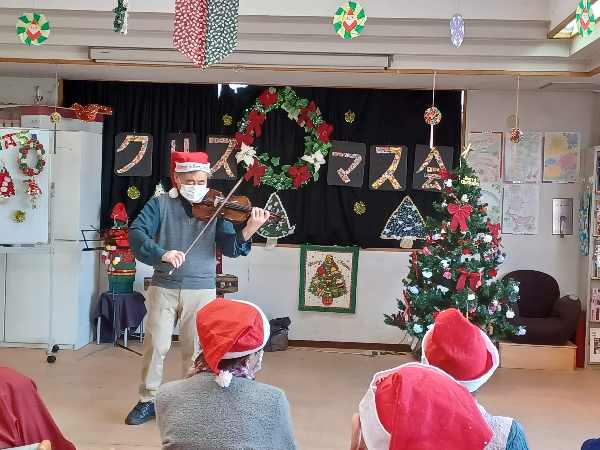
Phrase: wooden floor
[{"left": 1, "top": 343, "right": 599, "bottom": 450}]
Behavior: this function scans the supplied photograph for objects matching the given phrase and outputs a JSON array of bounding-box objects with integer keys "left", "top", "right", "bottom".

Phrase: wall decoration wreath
[
  {"left": 234, "top": 86, "right": 333, "bottom": 191},
  {"left": 18, "top": 138, "right": 46, "bottom": 177}
]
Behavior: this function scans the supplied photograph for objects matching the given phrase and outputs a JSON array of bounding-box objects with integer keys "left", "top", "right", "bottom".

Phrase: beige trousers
[{"left": 139, "top": 286, "right": 216, "bottom": 402}]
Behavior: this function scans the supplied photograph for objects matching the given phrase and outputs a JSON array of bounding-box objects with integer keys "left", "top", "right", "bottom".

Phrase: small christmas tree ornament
[
  {"left": 23, "top": 178, "right": 42, "bottom": 208},
  {"left": 353, "top": 200, "right": 366, "bottom": 215},
  {"left": 450, "top": 13, "right": 465, "bottom": 48},
  {"left": 576, "top": 0, "right": 596, "bottom": 36},
  {"left": 257, "top": 192, "right": 295, "bottom": 248},
  {"left": 0, "top": 163, "right": 15, "bottom": 201},
  {"left": 127, "top": 185, "right": 140, "bottom": 200},
  {"left": 153, "top": 182, "right": 166, "bottom": 197},
  {"left": 12, "top": 210, "right": 26, "bottom": 223},
  {"left": 333, "top": 2, "right": 367, "bottom": 40},
  {"left": 16, "top": 12, "right": 51, "bottom": 46},
  {"left": 222, "top": 114, "right": 233, "bottom": 126},
  {"left": 50, "top": 111, "right": 62, "bottom": 124},
  {"left": 309, "top": 254, "right": 348, "bottom": 306},
  {"left": 113, "top": 0, "right": 129, "bottom": 35},
  {"left": 345, "top": 110, "right": 356, "bottom": 124},
  {"left": 381, "top": 196, "right": 426, "bottom": 248}
]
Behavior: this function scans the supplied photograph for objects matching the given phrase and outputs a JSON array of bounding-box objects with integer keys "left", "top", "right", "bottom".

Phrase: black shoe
[{"left": 125, "top": 401, "right": 155, "bottom": 425}]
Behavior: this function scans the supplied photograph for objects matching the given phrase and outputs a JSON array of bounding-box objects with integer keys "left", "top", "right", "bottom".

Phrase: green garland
[{"left": 235, "top": 86, "right": 333, "bottom": 191}]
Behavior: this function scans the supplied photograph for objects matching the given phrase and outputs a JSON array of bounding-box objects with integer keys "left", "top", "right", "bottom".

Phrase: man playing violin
[{"left": 125, "top": 151, "right": 270, "bottom": 425}]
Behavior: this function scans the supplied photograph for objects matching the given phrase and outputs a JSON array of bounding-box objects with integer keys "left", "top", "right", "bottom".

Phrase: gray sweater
[
  {"left": 156, "top": 373, "right": 298, "bottom": 450},
  {"left": 129, "top": 195, "right": 251, "bottom": 289}
]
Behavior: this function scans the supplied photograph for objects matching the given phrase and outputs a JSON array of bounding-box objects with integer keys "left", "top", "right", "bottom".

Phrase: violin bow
[{"left": 168, "top": 177, "right": 244, "bottom": 276}]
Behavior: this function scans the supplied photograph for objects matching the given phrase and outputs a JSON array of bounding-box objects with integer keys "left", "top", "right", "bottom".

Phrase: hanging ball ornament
[
  {"left": 50, "top": 111, "right": 62, "bottom": 124},
  {"left": 127, "top": 185, "right": 140, "bottom": 200},
  {"left": 450, "top": 14, "right": 465, "bottom": 48},
  {"left": 222, "top": 114, "right": 233, "bottom": 126},
  {"left": 12, "top": 210, "right": 26, "bottom": 223},
  {"left": 510, "top": 127, "right": 523, "bottom": 144},
  {"left": 353, "top": 200, "right": 367, "bottom": 215},
  {"left": 424, "top": 106, "right": 442, "bottom": 126},
  {"left": 16, "top": 12, "right": 51, "bottom": 46},
  {"left": 344, "top": 110, "right": 356, "bottom": 124}
]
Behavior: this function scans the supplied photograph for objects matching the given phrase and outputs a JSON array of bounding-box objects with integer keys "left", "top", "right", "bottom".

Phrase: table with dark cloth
[{"left": 93, "top": 291, "right": 146, "bottom": 344}]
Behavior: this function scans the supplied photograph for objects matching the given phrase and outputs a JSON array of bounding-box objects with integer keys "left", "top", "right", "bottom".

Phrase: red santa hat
[
  {"left": 196, "top": 298, "right": 270, "bottom": 387},
  {"left": 168, "top": 151, "right": 211, "bottom": 198},
  {"left": 358, "top": 363, "right": 492, "bottom": 450},
  {"left": 421, "top": 308, "right": 499, "bottom": 392},
  {"left": 110, "top": 202, "right": 128, "bottom": 223}
]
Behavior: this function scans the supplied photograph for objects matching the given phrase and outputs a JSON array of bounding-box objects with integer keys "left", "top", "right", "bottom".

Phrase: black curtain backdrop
[{"left": 63, "top": 80, "right": 462, "bottom": 248}]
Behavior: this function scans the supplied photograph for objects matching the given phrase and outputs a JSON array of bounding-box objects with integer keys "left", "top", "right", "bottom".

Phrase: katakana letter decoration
[
  {"left": 413, "top": 145, "right": 453, "bottom": 192},
  {"left": 114, "top": 133, "right": 153, "bottom": 177},
  {"left": 326, "top": 140, "right": 366, "bottom": 187},
  {"left": 206, "top": 135, "right": 237, "bottom": 180},
  {"left": 369, "top": 145, "right": 407, "bottom": 191}
]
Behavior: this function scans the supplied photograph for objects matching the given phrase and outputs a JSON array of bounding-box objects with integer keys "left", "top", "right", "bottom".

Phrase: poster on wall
[
  {"left": 480, "top": 182, "right": 503, "bottom": 226},
  {"left": 502, "top": 184, "right": 540, "bottom": 235},
  {"left": 412, "top": 145, "right": 453, "bottom": 192},
  {"left": 504, "top": 131, "right": 543, "bottom": 183},
  {"left": 467, "top": 131, "right": 503, "bottom": 183},
  {"left": 326, "top": 141, "right": 366, "bottom": 187},
  {"left": 206, "top": 135, "right": 237, "bottom": 180},
  {"left": 543, "top": 132, "right": 580, "bottom": 183},
  {"left": 590, "top": 328, "right": 600, "bottom": 363},
  {"left": 298, "top": 245, "right": 359, "bottom": 314},
  {"left": 368, "top": 144, "right": 408, "bottom": 191},
  {"left": 114, "top": 133, "right": 153, "bottom": 177}
]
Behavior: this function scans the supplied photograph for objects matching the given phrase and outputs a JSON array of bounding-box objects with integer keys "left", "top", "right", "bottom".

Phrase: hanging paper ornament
[
  {"left": 153, "top": 182, "right": 166, "bottom": 197},
  {"left": 345, "top": 110, "right": 356, "bottom": 124},
  {"left": 450, "top": 14, "right": 465, "bottom": 48},
  {"left": 12, "top": 210, "right": 26, "bottom": 223},
  {"left": 222, "top": 114, "right": 233, "bottom": 126},
  {"left": 127, "top": 185, "right": 141, "bottom": 200},
  {"left": 576, "top": 0, "right": 596, "bottom": 36},
  {"left": 333, "top": 2, "right": 367, "bottom": 40},
  {"left": 0, "top": 165, "right": 15, "bottom": 202},
  {"left": 510, "top": 127, "right": 523, "bottom": 144},
  {"left": 50, "top": 111, "right": 62, "bottom": 124},
  {"left": 113, "top": 0, "right": 129, "bottom": 35},
  {"left": 424, "top": 106, "right": 442, "bottom": 126},
  {"left": 16, "top": 12, "right": 51, "bottom": 46},
  {"left": 23, "top": 179, "right": 42, "bottom": 209},
  {"left": 353, "top": 200, "right": 366, "bottom": 215}
]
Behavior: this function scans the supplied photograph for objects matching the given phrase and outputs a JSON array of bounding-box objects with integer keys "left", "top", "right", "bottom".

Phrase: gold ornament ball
[
  {"left": 50, "top": 111, "right": 62, "bottom": 124},
  {"left": 12, "top": 210, "right": 26, "bottom": 223},
  {"left": 223, "top": 114, "right": 233, "bottom": 126},
  {"left": 345, "top": 110, "right": 356, "bottom": 124},
  {"left": 127, "top": 185, "right": 141, "bottom": 200},
  {"left": 353, "top": 201, "right": 367, "bottom": 215}
]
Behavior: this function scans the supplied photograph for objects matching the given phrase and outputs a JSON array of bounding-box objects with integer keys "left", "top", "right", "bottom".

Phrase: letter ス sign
[
  {"left": 326, "top": 140, "right": 366, "bottom": 188},
  {"left": 114, "top": 133, "right": 153, "bottom": 177},
  {"left": 205, "top": 135, "right": 237, "bottom": 180},
  {"left": 368, "top": 145, "right": 408, "bottom": 191}
]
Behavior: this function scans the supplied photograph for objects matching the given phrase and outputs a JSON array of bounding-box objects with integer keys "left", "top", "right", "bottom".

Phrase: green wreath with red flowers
[
  {"left": 234, "top": 86, "right": 333, "bottom": 190},
  {"left": 18, "top": 137, "right": 46, "bottom": 177}
]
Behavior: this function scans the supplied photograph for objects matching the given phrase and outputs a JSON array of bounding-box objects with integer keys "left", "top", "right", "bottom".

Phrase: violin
[{"left": 192, "top": 189, "right": 281, "bottom": 225}]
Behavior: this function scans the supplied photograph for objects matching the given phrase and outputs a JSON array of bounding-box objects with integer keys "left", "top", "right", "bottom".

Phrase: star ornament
[{"left": 460, "top": 143, "right": 473, "bottom": 159}]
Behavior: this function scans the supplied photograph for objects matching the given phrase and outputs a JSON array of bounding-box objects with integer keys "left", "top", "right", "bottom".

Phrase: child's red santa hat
[
  {"left": 196, "top": 298, "right": 270, "bottom": 388},
  {"left": 358, "top": 362, "right": 492, "bottom": 450},
  {"left": 110, "top": 202, "right": 128, "bottom": 223},
  {"left": 421, "top": 308, "right": 499, "bottom": 392},
  {"left": 168, "top": 151, "right": 211, "bottom": 198}
]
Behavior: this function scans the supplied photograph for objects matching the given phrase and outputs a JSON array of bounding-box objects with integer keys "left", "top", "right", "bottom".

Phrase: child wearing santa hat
[
  {"left": 125, "top": 151, "right": 270, "bottom": 425},
  {"left": 350, "top": 362, "right": 493, "bottom": 450},
  {"left": 155, "top": 298, "right": 297, "bottom": 450},
  {"left": 421, "top": 308, "right": 529, "bottom": 450}
]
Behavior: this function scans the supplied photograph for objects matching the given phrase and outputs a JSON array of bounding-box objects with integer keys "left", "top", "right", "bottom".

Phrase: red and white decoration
[
  {"left": 173, "top": 0, "right": 207, "bottom": 66},
  {"left": 168, "top": 151, "right": 211, "bottom": 198},
  {"left": 23, "top": 178, "right": 42, "bottom": 209},
  {"left": 0, "top": 164, "right": 15, "bottom": 201}
]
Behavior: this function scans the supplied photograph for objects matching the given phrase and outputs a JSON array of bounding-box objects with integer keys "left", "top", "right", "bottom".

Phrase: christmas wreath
[
  {"left": 18, "top": 138, "right": 46, "bottom": 177},
  {"left": 235, "top": 87, "right": 333, "bottom": 190}
]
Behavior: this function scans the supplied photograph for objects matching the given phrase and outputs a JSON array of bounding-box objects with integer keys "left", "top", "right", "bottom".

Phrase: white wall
[
  {"left": 0, "top": 77, "right": 56, "bottom": 106},
  {"left": 467, "top": 90, "right": 599, "bottom": 299}
]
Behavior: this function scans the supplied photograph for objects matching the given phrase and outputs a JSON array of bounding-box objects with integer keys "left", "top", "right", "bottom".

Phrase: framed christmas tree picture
[{"left": 298, "top": 245, "right": 359, "bottom": 314}]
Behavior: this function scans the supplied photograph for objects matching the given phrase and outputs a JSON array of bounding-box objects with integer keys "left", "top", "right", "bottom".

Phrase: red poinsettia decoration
[
  {"left": 488, "top": 268, "right": 498, "bottom": 278},
  {"left": 298, "top": 101, "right": 317, "bottom": 129},
  {"left": 259, "top": 89, "right": 278, "bottom": 109},
  {"left": 243, "top": 159, "right": 266, "bottom": 187},
  {"left": 235, "top": 131, "right": 254, "bottom": 147},
  {"left": 317, "top": 122, "right": 333, "bottom": 143},
  {"left": 247, "top": 110, "right": 266, "bottom": 137},
  {"left": 288, "top": 164, "right": 311, "bottom": 189},
  {"left": 487, "top": 221, "right": 501, "bottom": 246},
  {"left": 0, "top": 166, "right": 15, "bottom": 199}
]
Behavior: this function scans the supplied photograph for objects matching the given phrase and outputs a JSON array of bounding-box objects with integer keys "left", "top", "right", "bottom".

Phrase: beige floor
[{"left": 1, "top": 343, "right": 599, "bottom": 450}]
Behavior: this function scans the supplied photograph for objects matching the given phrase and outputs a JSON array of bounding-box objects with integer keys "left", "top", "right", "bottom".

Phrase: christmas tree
[
  {"left": 258, "top": 193, "right": 295, "bottom": 246},
  {"left": 309, "top": 255, "right": 347, "bottom": 306},
  {"left": 384, "top": 150, "right": 523, "bottom": 344},
  {"left": 381, "top": 196, "right": 427, "bottom": 248}
]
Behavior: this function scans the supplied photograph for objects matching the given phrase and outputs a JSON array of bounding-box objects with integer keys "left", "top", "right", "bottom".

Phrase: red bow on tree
[
  {"left": 247, "top": 110, "right": 266, "bottom": 137},
  {"left": 259, "top": 89, "right": 278, "bottom": 109},
  {"left": 487, "top": 222, "right": 501, "bottom": 246},
  {"left": 317, "top": 122, "right": 333, "bottom": 143},
  {"left": 439, "top": 169, "right": 451, "bottom": 180},
  {"left": 235, "top": 132, "right": 254, "bottom": 147},
  {"left": 448, "top": 203, "right": 473, "bottom": 232},
  {"left": 298, "top": 101, "right": 317, "bottom": 129},
  {"left": 243, "top": 159, "right": 266, "bottom": 187},
  {"left": 456, "top": 269, "right": 482, "bottom": 291},
  {"left": 288, "top": 164, "right": 311, "bottom": 189}
]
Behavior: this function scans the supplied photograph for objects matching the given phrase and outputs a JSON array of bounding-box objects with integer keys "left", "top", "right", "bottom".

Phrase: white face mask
[{"left": 179, "top": 184, "right": 209, "bottom": 203}]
